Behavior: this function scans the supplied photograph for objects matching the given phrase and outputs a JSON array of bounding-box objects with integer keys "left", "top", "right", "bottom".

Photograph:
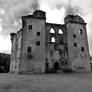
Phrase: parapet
[{"left": 64, "top": 15, "right": 86, "bottom": 24}]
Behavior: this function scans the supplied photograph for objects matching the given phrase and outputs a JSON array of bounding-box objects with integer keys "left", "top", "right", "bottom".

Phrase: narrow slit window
[
  {"left": 27, "top": 47, "right": 31, "bottom": 53},
  {"left": 50, "top": 28, "right": 55, "bottom": 33},
  {"left": 79, "top": 29, "right": 82, "bottom": 34}
]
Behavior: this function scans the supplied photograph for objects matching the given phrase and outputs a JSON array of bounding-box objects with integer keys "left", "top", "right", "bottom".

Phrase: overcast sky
[{"left": 0, "top": 0, "right": 92, "bottom": 55}]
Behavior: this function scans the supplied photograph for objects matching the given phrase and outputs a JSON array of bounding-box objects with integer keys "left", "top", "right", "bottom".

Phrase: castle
[{"left": 10, "top": 10, "right": 91, "bottom": 74}]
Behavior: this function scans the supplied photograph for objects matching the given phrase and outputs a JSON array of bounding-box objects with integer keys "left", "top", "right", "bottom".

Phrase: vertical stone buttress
[{"left": 10, "top": 33, "right": 17, "bottom": 73}]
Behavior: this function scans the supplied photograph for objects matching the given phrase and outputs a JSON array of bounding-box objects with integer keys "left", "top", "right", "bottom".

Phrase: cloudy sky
[{"left": 0, "top": 0, "right": 92, "bottom": 55}]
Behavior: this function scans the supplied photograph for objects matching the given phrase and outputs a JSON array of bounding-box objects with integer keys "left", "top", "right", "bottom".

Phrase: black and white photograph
[{"left": 0, "top": 0, "right": 92, "bottom": 92}]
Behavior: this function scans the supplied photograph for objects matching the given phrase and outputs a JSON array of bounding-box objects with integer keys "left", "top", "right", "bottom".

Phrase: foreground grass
[{"left": 0, "top": 73, "right": 92, "bottom": 92}]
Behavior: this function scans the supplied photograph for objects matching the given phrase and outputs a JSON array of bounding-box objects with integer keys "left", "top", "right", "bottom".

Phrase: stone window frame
[
  {"left": 27, "top": 47, "right": 31, "bottom": 53},
  {"left": 50, "top": 28, "right": 55, "bottom": 34},
  {"left": 37, "top": 32, "right": 40, "bottom": 36},
  {"left": 36, "top": 41, "right": 40, "bottom": 46},
  {"left": 51, "top": 37, "right": 55, "bottom": 43},
  {"left": 58, "top": 29, "right": 63, "bottom": 35},
  {"left": 74, "top": 42, "right": 77, "bottom": 47},
  {"left": 28, "top": 25, "right": 32, "bottom": 30},
  {"left": 81, "top": 47, "right": 84, "bottom": 52}
]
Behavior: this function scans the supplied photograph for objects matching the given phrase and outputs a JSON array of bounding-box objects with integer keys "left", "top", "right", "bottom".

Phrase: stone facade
[{"left": 10, "top": 10, "right": 91, "bottom": 74}]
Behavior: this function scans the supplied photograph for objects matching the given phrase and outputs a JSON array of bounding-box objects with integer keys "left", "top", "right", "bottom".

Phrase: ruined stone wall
[
  {"left": 45, "top": 23, "right": 68, "bottom": 70},
  {"left": 15, "top": 31, "right": 22, "bottom": 73},
  {"left": 10, "top": 31, "right": 22, "bottom": 73},
  {"left": 10, "top": 35, "right": 17, "bottom": 73},
  {"left": 20, "top": 17, "right": 46, "bottom": 73},
  {"left": 66, "top": 21, "right": 91, "bottom": 72},
  {"left": 10, "top": 10, "right": 91, "bottom": 73}
]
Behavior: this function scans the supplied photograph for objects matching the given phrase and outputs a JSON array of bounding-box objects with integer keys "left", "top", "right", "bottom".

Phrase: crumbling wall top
[
  {"left": 10, "top": 33, "right": 16, "bottom": 41},
  {"left": 22, "top": 10, "right": 46, "bottom": 20},
  {"left": 33, "top": 10, "right": 46, "bottom": 19},
  {"left": 64, "top": 15, "right": 86, "bottom": 24}
]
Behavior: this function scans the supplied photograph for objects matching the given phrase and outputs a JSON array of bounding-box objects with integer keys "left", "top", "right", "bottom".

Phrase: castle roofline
[
  {"left": 22, "top": 10, "right": 46, "bottom": 20},
  {"left": 64, "top": 15, "right": 86, "bottom": 25}
]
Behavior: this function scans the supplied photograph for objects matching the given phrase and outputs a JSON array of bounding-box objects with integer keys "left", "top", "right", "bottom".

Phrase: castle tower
[
  {"left": 20, "top": 10, "right": 46, "bottom": 73},
  {"left": 64, "top": 15, "right": 91, "bottom": 72},
  {"left": 10, "top": 33, "right": 17, "bottom": 73}
]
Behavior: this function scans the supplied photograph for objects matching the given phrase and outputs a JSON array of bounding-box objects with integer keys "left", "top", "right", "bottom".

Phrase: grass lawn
[{"left": 0, "top": 73, "right": 92, "bottom": 92}]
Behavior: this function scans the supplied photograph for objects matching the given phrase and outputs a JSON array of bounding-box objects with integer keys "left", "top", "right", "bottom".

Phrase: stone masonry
[{"left": 10, "top": 10, "right": 91, "bottom": 74}]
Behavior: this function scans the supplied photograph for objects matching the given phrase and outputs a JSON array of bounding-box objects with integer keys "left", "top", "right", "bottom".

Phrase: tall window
[
  {"left": 51, "top": 37, "right": 55, "bottom": 42},
  {"left": 27, "top": 47, "right": 33, "bottom": 59},
  {"left": 29, "top": 25, "right": 32, "bottom": 29},
  {"left": 50, "top": 28, "right": 55, "bottom": 33},
  {"left": 58, "top": 29, "right": 63, "bottom": 34},
  {"left": 74, "top": 42, "right": 77, "bottom": 47},
  {"left": 27, "top": 47, "right": 31, "bottom": 53},
  {"left": 79, "top": 29, "right": 82, "bottom": 34},
  {"left": 36, "top": 41, "right": 40, "bottom": 46}
]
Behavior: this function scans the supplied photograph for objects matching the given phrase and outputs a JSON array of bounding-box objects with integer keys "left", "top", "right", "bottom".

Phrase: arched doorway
[{"left": 54, "top": 62, "right": 59, "bottom": 70}]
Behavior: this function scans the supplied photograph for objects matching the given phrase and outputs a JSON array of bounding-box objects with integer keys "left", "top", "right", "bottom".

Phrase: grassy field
[{"left": 0, "top": 73, "right": 92, "bottom": 92}]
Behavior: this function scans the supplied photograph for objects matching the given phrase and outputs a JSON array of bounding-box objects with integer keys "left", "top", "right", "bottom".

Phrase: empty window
[
  {"left": 81, "top": 47, "right": 84, "bottom": 52},
  {"left": 79, "top": 29, "right": 82, "bottom": 34},
  {"left": 29, "top": 25, "right": 32, "bottom": 29},
  {"left": 58, "top": 29, "right": 63, "bottom": 34},
  {"left": 51, "top": 37, "right": 55, "bottom": 42},
  {"left": 36, "top": 41, "right": 40, "bottom": 46},
  {"left": 73, "top": 34, "right": 76, "bottom": 38},
  {"left": 27, "top": 47, "right": 31, "bottom": 53},
  {"left": 37, "top": 32, "right": 40, "bottom": 36},
  {"left": 74, "top": 42, "right": 77, "bottom": 47},
  {"left": 50, "top": 28, "right": 55, "bottom": 33}
]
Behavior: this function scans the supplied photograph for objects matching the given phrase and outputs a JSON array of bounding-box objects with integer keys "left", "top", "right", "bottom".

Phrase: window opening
[
  {"left": 73, "top": 34, "right": 76, "bottom": 38},
  {"left": 74, "top": 42, "right": 77, "bottom": 47},
  {"left": 81, "top": 47, "right": 84, "bottom": 52},
  {"left": 37, "top": 32, "right": 40, "bottom": 36},
  {"left": 79, "top": 29, "right": 82, "bottom": 34},
  {"left": 51, "top": 37, "right": 55, "bottom": 42},
  {"left": 50, "top": 28, "right": 55, "bottom": 33},
  {"left": 36, "top": 41, "right": 40, "bottom": 46},
  {"left": 29, "top": 25, "right": 32, "bottom": 29},
  {"left": 27, "top": 47, "right": 31, "bottom": 53},
  {"left": 58, "top": 29, "right": 63, "bottom": 34}
]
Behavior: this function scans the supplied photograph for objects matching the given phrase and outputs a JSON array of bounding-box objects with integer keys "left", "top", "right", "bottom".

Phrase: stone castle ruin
[{"left": 10, "top": 10, "right": 91, "bottom": 74}]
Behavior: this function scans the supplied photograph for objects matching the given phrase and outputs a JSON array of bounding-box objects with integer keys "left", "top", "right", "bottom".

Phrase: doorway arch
[{"left": 54, "top": 62, "right": 59, "bottom": 70}]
